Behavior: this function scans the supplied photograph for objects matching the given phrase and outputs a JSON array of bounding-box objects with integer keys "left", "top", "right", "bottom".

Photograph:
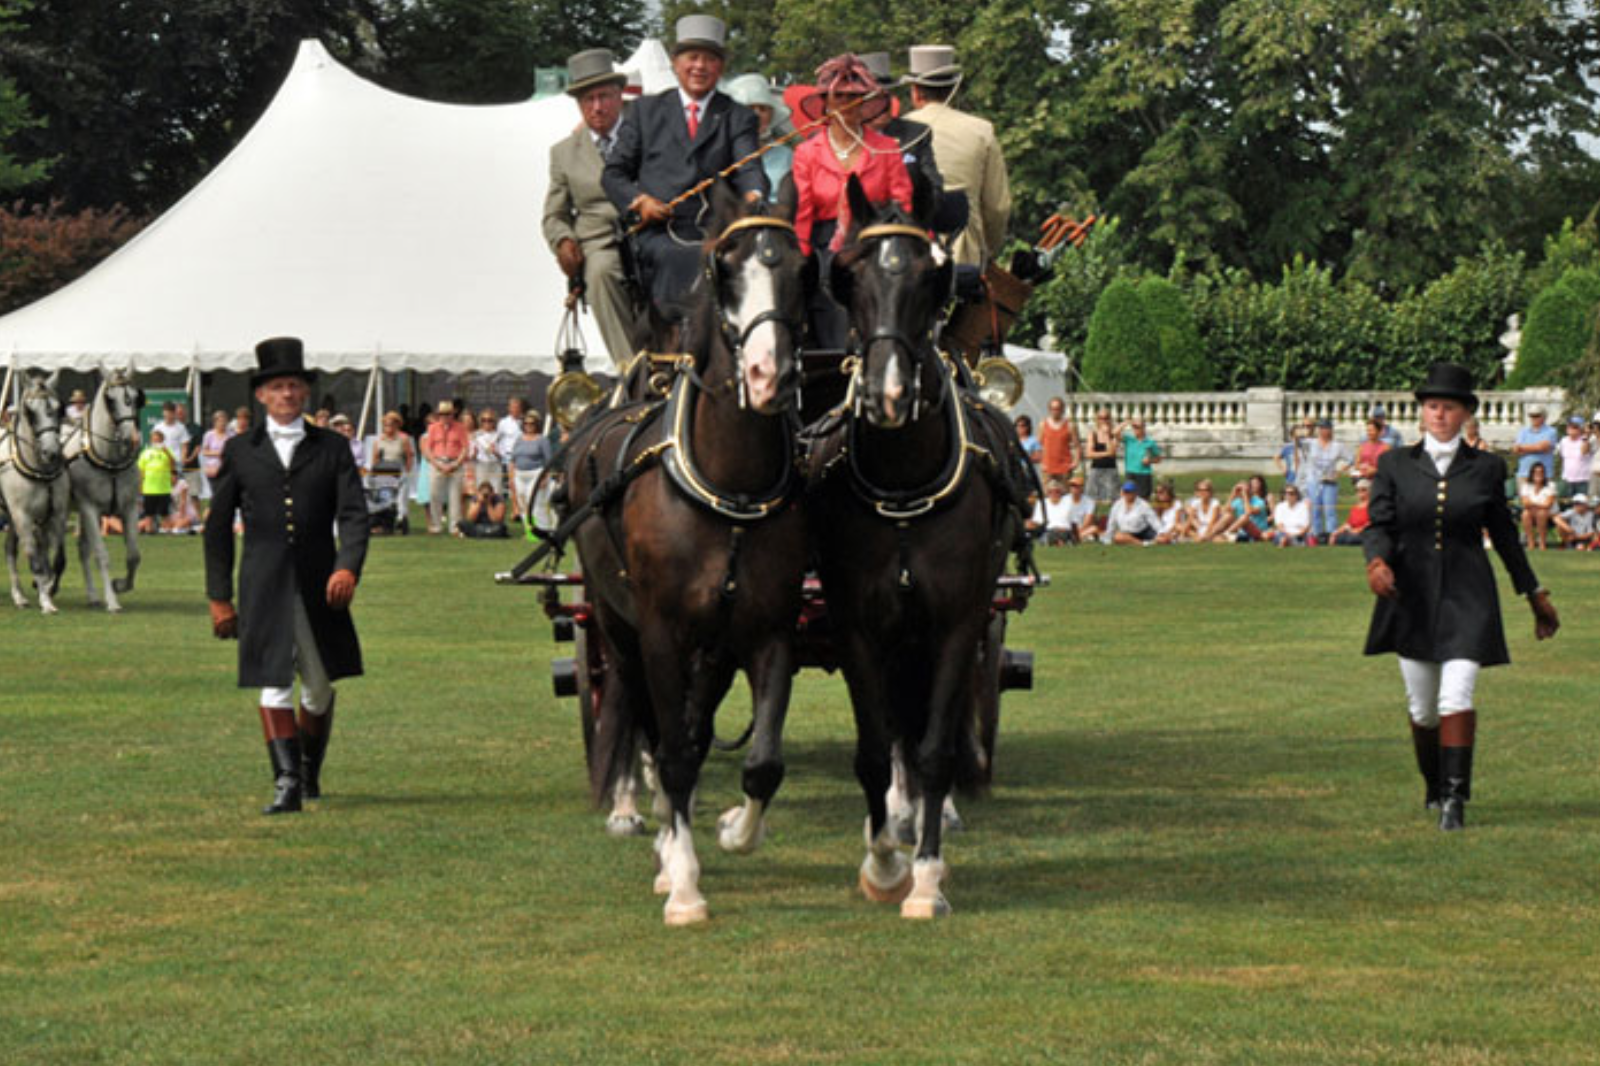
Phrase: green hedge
[
  {"left": 1508, "top": 267, "right": 1600, "bottom": 388},
  {"left": 1082, "top": 276, "right": 1212, "bottom": 391}
]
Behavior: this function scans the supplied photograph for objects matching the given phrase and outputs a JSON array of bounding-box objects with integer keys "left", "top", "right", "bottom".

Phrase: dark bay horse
[
  {"left": 561, "top": 182, "right": 814, "bottom": 925},
  {"left": 808, "top": 176, "right": 1026, "bottom": 919},
  {"left": 1, "top": 371, "right": 70, "bottom": 613},
  {"left": 64, "top": 367, "right": 144, "bottom": 611}
]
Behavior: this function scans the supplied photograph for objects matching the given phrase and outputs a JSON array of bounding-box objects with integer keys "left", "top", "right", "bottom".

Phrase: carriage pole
[{"left": 356, "top": 352, "right": 380, "bottom": 444}]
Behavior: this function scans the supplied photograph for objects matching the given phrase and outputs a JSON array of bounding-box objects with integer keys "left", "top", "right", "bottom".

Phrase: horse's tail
[{"left": 587, "top": 665, "right": 643, "bottom": 809}]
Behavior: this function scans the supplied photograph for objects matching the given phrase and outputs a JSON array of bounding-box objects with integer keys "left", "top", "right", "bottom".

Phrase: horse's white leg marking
[
  {"left": 716, "top": 796, "right": 767, "bottom": 854},
  {"left": 886, "top": 744, "right": 916, "bottom": 844},
  {"left": 660, "top": 811, "right": 708, "bottom": 926},
  {"left": 941, "top": 794, "right": 965, "bottom": 832},
  {"left": 900, "top": 857, "right": 950, "bottom": 920},
  {"left": 605, "top": 768, "right": 647, "bottom": 837},
  {"left": 859, "top": 815, "right": 913, "bottom": 904},
  {"left": 734, "top": 256, "right": 781, "bottom": 412}
]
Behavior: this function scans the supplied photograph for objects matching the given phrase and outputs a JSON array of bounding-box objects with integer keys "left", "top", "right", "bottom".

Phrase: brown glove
[
  {"left": 631, "top": 194, "right": 672, "bottom": 226},
  {"left": 1365, "top": 557, "right": 1397, "bottom": 600},
  {"left": 210, "top": 599, "right": 238, "bottom": 640},
  {"left": 1530, "top": 589, "right": 1560, "bottom": 640},
  {"left": 555, "top": 238, "right": 585, "bottom": 278},
  {"left": 326, "top": 569, "right": 358, "bottom": 610}
]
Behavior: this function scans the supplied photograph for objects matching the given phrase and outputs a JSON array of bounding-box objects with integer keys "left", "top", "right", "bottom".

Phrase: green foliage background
[{"left": 1509, "top": 268, "right": 1600, "bottom": 389}]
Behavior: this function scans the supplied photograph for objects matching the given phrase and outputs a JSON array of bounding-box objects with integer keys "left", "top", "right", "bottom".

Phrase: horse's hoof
[
  {"left": 606, "top": 813, "right": 647, "bottom": 837},
  {"left": 40, "top": 603, "right": 58, "bottom": 616},
  {"left": 892, "top": 816, "right": 916, "bottom": 845},
  {"left": 663, "top": 894, "right": 709, "bottom": 926},
  {"left": 86, "top": 598, "right": 104, "bottom": 609},
  {"left": 859, "top": 867, "right": 914, "bottom": 904},
  {"left": 716, "top": 806, "right": 767, "bottom": 854},
  {"left": 105, "top": 602, "right": 122, "bottom": 614},
  {"left": 900, "top": 893, "right": 952, "bottom": 920},
  {"left": 652, "top": 867, "right": 672, "bottom": 895},
  {"left": 111, "top": 579, "right": 130, "bottom": 594},
  {"left": 942, "top": 808, "right": 966, "bottom": 833}
]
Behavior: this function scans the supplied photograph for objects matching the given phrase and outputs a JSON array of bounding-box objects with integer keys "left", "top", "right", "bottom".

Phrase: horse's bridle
[
  {"left": 80, "top": 383, "right": 141, "bottom": 472},
  {"left": 7, "top": 390, "right": 65, "bottom": 481},
  {"left": 701, "top": 216, "right": 806, "bottom": 409},
  {"left": 844, "top": 223, "right": 943, "bottom": 422}
]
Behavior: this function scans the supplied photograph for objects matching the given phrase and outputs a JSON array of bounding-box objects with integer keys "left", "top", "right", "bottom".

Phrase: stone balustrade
[{"left": 1056, "top": 386, "right": 1567, "bottom": 472}]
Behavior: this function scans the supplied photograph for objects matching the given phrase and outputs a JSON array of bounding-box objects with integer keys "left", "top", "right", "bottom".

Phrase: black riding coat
[
  {"left": 1362, "top": 441, "right": 1538, "bottom": 666},
  {"left": 203, "top": 423, "right": 369, "bottom": 687}
]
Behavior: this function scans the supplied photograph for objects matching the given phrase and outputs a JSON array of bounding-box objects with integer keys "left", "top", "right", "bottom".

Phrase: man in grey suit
[
  {"left": 602, "top": 15, "right": 767, "bottom": 313},
  {"left": 543, "top": 49, "right": 643, "bottom": 369}
]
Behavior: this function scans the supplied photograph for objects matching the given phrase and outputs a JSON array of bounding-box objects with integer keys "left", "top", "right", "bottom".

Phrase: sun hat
[
  {"left": 564, "top": 49, "right": 626, "bottom": 97},
  {"left": 1569, "top": 414, "right": 1585, "bottom": 427},
  {"left": 798, "top": 54, "right": 888, "bottom": 123},
  {"left": 723, "top": 73, "right": 791, "bottom": 133},
  {"left": 672, "top": 14, "right": 727, "bottom": 58},
  {"left": 1573, "top": 493, "right": 1591, "bottom": 506},
  {"left": 1527, "top": 403, "right": 1546, "bottom": 416},
  {"left": 436, "top": 400, "right": 455, "bottom": 416}
]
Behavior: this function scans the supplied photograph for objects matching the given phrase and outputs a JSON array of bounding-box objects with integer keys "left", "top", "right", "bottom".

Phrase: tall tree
[{"left": 0, "top": 0, "right": 50, "bottom": 193}]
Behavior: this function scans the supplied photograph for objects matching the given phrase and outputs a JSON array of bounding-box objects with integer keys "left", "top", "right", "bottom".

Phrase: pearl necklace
[{"left": 828, "top": 128, "right": 857, "bottom": 162}]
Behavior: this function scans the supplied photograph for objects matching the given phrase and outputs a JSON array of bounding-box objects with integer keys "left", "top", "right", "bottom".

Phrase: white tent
[{"left": 0, "top": 39, "right": 677, "bottom": 376}]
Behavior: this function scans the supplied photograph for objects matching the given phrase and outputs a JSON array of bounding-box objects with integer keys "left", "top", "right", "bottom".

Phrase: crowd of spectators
[{"left": 1020, "top": 398, "right": 1600, "bottom": 552}]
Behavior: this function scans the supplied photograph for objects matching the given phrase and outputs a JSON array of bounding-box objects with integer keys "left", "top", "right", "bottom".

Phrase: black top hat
[
  {"left": 1413, "top": 362, "right": 1478, "bottom": 412},
  {"left": 252, "top": 336, "right": 316, "bottom": 389}
]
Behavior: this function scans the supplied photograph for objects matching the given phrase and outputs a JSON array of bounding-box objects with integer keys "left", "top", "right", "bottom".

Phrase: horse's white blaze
[
  {"left": 716, "top": 798, "right": 767, "bottom": 854},
  {"left": 882, "top": 350, "right": 905, "bottom": 422},
  {"left": 734, "top": 255, "right": 781, "bottom": 412},
  {"left": 660, "top": 812, "right": 708, "bottom": 926}
]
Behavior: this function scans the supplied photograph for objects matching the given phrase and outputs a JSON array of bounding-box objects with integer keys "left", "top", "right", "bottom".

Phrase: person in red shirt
[
  {"left": 1037, "top": 396, "right": 1078, "bottom": 484},
  {"left": 1331, "top": 478, "right": 1373, "bottom": 545},
  {"left": 423, "top": 400, "right": 470, "bottom": 535},
  {"left": 792, "top": 53, "right": 913, "bottom": 347}
]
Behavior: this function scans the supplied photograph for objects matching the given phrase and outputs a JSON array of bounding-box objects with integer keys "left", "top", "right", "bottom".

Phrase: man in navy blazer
[{"left": 602, "top": 14, "right": 767, "bottom": 313}]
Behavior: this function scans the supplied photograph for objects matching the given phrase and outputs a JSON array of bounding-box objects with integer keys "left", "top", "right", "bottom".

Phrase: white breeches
[
  {"left": 1398, "top": 657, "right": 1479, "bottom": 727},
  {"left": 260, "top": 593, "right": 334, "bottom": 713}
]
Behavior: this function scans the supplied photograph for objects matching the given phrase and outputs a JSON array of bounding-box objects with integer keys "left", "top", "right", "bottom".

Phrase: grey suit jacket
[
  {"left": 543, "top": 125, "right": 623, "bottom": 252},
  {"left": 602, "top": 89, "right": 764, "bottom": 226}
]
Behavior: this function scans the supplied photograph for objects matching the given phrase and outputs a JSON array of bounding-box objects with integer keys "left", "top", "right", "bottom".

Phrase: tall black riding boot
[
  {"left": 1438, "top": 710, "right": 1476, "bottom": 832},
  {"left": 259, "top": 705, "right": 303, "bottom": 815},
  {"left": 298, "top": 694, "right": 335, "bottom": 801},
  {"left": 1410, "top": 722, "right": 1441, "bottom": 811}
]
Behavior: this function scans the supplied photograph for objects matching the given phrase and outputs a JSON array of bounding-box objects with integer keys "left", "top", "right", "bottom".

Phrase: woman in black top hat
[{"left": 1363, "top": 362, "right": 1560, "bottom": 830}]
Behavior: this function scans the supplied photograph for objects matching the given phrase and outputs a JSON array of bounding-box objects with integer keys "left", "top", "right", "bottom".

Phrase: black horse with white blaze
[{"left": 806, "top": 175, "right": 1029, "bottom": 919}]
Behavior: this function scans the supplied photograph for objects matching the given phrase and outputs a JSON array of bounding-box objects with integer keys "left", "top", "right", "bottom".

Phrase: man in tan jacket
[
  {"left": 542, "top": 49, "right": 643, "bottom": 368},
  {"left": 904, "top": 45, "right": 1012, "bottom": 268}
]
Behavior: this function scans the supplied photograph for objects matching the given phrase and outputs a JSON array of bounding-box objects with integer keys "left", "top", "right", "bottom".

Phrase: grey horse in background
[
  {"left": 1, "top": 371, "right": 70, "bottom": 613},
  {"left": 64, "top": 367, "right": 144, "bottom": 611}
]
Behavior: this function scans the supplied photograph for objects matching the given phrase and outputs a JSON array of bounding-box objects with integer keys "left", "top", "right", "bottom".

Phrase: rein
[
  {"left": 4, "top": 398, "right": 65, "bottom": 482},
  {"left": 77, "top": 392, "right": 140, "bottom": 472}
]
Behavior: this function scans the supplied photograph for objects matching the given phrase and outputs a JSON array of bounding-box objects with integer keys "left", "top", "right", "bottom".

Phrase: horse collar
[
  {"left": 845, "top": 356, "right": 980, "bottom": 520},
  {"left": 660, "top": 370, "right": 796, "bottom": 522}
]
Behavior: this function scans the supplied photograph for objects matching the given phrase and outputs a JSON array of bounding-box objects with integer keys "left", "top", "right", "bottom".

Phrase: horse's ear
[
  {"left": 706, "top": 177, "right": 744, "bottom": 242},
  {"left": 44, "top": 369, "right": 60, "bottom": 392},
  {"left": 845, "top": 174, "right": 873, "bottom": 239},
  {"left": 910, "top": 167, "right": 937, "bottom": 230},
  {"left": 828, "top": 249, "right": 855, "bottom": 310},
  {"left": 773, "top": 173, "right": 797, "bottom": 223}
]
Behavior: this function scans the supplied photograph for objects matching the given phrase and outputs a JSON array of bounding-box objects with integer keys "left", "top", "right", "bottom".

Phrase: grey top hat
[
  {"left": 905, "top": 44, "right": 961, "bottom": 87},
  {"left": 861, "top": 51, "right": 894, "bottom": 86},
  {"left": 565, "top": 48, "right": 626, "bottom": 97},
  {"left": 673, "top": 14, "right": 728, "bottom": 57}
]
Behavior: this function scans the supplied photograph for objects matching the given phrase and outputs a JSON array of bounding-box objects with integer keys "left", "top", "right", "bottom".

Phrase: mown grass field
[{"left": 2, "top": 515, "right": 1597, "bottom": 1065}]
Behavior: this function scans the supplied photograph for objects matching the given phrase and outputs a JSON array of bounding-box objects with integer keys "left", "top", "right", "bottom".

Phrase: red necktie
[{"left": 686, "top": 101, "right": 700, "bottom": 140}]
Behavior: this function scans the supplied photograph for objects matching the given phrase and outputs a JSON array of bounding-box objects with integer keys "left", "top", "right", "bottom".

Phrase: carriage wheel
[{"left": 574, "top": 624, "right": 605, "bottom": 765}]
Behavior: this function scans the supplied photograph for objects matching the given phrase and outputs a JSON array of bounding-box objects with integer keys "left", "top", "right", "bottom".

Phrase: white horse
[
  {"left": 64, "top": 368, "right": 143, "bottom": 611},
  {"left": 1, "top": 371, "right": 70, "bottom": 614}
]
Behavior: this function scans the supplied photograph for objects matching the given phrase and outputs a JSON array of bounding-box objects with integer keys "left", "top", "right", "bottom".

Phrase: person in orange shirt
[
  {"left": 423, "top": 400, "right": 470, "bottom": 535},
  {"left": 1037, "top": 396, "right": 1078, "bottom": 484}
]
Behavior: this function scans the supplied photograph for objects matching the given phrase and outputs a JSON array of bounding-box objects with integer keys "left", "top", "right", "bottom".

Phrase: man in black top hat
[
  {"left": 204, "top": 337, "right": 369, "bottom": 815},
  {"left": 602, "top": 14, "right": 766, "bottom": 313}
]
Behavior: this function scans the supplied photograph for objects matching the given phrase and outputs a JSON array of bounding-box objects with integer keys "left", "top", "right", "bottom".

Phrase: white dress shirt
[
  {"left": 268, "top": 416, "right": 306, "bottom": 468},
  {"left": 1424, "top": 432, "right": 1461, "bottom": 477}
]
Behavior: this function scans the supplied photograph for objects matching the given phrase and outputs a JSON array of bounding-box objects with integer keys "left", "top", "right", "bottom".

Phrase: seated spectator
[
  {"left": 1272, "top": 484, "right": 1312, "bottom": 546},
  {"left": 1064, "top": 476, "right": 1100, "bottom": 542},
  {"left": 1029, "top": 477, "right": 1095, "bottom": 545},
  {"left": 1554, "top": 493, "right": 1598, "bottom": 550},
  {"left": 163, "top": 477, "right": 200, "bottom": 534},
  {"left": 456, "top": 482, "right": 509, "bottom": 539},
  {"left": 1223, "top": 475, "right": 1272, "bottom": 542},
  {"left": 1330, "top": 479, "right": 1373, "bottom": 545},
  {"left": 137, "top": 428, "right": 174, "bottom": 534},
  {"left": 1185, "top": 478, "right": 1230, "bottom": 542},
  {"left": 1102, "top": 481, "right": 1160, "bottom": 545},
  {"left": 1150, "top": 481, "right": 1184, "bottom": 544},
  {"left": 1520, "top": 462, "right": 1557, "bottom": 549}
]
